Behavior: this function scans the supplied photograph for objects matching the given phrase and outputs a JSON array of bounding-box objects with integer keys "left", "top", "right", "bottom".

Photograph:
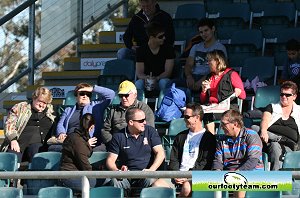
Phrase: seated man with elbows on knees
[
  {"left": 168, "top": 103, "right": 216, "bottom": 197},
  {"left": 106, "top": 107, "right": 171, "bottom": 194}
]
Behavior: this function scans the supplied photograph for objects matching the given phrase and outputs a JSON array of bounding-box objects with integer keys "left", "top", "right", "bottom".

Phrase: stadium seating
[
  {"left": 175, "top": 3, "right": 206, "bottom": 20},
  {"left": 241, "top": 57, "right": 276, "bottom": 86},
  {"left": 88, "top": 151, "right": 108, "bottom": 171},
  {"left": 90, "top": 186, "right": 124, "bottom": 198},
  {"left": 25, "top": 152, "right": 62, "bottom": 195},
  {"left": 192, "top": 191, "right": 228, "bottom": 198},
  {"left": 38, "top": 187, "right": 73, "bottom": 198},
  {"left": 103, "top": 59, "right": 135, "bottom": 81},
  {"left": 226, "top": 29, "right": 264, "bottom": 68},
  {"left": 0, "top": 187, "right": 23, "bottom": 198},
  {"left": 245, "top": 191, "right": 282, "bottom": 198},
  {"left": 140, "top": 187, "right": 176, "bottom": 198},
  {"left": 0, "top": 153, "right": 18, "bottom": 187},
  {"left": 161, "top": 118, "right": 188, "bottom": 162}
]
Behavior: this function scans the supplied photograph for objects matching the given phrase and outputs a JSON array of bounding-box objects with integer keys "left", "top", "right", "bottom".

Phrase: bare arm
[
  {"left": 136, "top": 62, "right": 147, "bottom": 80},
  {"left": 145, "top": 145, "right": 165, "bottom": 171},
  {"left": 184, "top": 56, "right": 195, "bottom": 89},
  {"left": 260, "top": 111, "right": 272, "bottom": 143},
  {"left": 106, "top": 152, "right": 119, "bottom": 171},
  {"left": 156, "top": 59, "right": 174, "bottom": 80}
]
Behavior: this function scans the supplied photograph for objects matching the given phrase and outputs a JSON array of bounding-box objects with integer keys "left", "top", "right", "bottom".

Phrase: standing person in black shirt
[{"left": 117, "top": 0, "right": 174, "bottom": 61}]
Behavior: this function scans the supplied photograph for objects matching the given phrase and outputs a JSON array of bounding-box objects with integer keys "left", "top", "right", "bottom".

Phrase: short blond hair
[
  {"left": 32, "top": 87, "right": 52, "bottom": 104},
  {"left": 206, "top": 50, "right": 228, "bottom": 72}
]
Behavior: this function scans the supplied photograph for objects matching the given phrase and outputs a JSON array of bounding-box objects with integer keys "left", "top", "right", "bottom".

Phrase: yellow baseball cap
[{"left": 118, "top": 80, "right": 137, "bottom": 94}]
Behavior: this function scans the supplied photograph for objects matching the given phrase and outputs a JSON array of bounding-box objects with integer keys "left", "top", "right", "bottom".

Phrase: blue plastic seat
[
  {"left": 25, "top": 152, "right": 62, "bottom": 195},
  {"left": 90, "top": 186, "right": 124, "bottom": 198},
  {"left": 0, "top": 187, "right": 23, "bottom": 198},
  {"left": 245, "top": 191, "right": 282, "bottom": 198},
  {"left": 192, "top": 191, "right": 228, "bottom": 198},
  {"left": 140, "top": 187, "right": 176, "bottom": 198},
  {"left": 103, "top": 59, "right": 135, "bottom": 81},
  {"left": 0, "top": 153, "right": 18, "bottom": 187},
  {"left": 175, "top": 3, "right": 206, "bottom": 20},
  {"left": 242, "top": 57, "right": 276, "bottom": 86},
  {"left": 38, "top": 187, "right": 73, "bottom": 198},
  {"left": 226, "top": 29, "right": 263, "bottom": 68},
  {"left": 88, "top": 151, "right": 108, "bottom": 170},
  {"left": 258, "top": 2, "right": 296, "bottom": 39},
  {"left": 162, "top": 118, "right": 188, "bottom": 162},
  {"left": 282, "top": 151, "right": 300, "bottom": 170},
  {"left": 209, "top": 3, "right": 251, "bottom": 41}
]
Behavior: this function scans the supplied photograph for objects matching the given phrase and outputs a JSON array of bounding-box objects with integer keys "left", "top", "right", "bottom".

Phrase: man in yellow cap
[{"left": 101, "top": 80, "right": 155, "bottom": 146}]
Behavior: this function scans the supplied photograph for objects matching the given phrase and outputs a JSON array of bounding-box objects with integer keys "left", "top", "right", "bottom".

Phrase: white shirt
[{"left": 179, "top": 129, "right": 206, "bottom": 171}]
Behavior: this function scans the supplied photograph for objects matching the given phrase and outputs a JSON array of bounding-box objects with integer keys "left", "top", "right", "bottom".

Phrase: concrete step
[
  {"left": 98, "top": 31, "right": 124, "bottom": 44},
  {"left": 111, "top": 18, "right": 130, "bottom": 31},
  {"left": 42, "top": 70, "right": 100, "bottom": 86},
  {"left": 78, "top": 44, "right": 124, "bottom": 58}
]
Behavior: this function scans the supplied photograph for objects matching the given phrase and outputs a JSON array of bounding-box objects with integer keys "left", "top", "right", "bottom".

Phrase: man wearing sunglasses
[
  {"left": 168, "top": 103, "right": 216, "bottom": 197},
  {"left": 252, "top": 81, "right": 300, "bottom": 170},
  {"left": 107, "top": 107, "right": 170, "bottom": 194},
  {"left": 117, "top": 0, "right": 174, "bottom": 61},
  {"left": 213, "top": 109, "right": 263, "bottom": 198},
  {"left": 135, "top": 22, "right": 175, "bottom": 92},
  {"left": 54, "top": 83, "right": 115, "bottom": 151},
  {"left": 101, "top": 80, "right": 154, "bottom": 146}
]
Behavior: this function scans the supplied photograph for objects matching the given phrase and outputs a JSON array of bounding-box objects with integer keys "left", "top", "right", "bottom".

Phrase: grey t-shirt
[{"left": 189, "top": 41, "right": 227, "bottom": 75}]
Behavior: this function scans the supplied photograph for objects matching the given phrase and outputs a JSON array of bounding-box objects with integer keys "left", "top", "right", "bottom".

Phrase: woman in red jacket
[{"left": 200, "top": 50, "right": 246, "bottom": 134}]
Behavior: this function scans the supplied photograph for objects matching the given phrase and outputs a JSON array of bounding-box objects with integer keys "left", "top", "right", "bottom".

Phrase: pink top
[{"left": 200, "top": 68, "right": 246, "bottom": 104}]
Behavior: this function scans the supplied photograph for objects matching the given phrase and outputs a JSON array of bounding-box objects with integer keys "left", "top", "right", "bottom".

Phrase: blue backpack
[{"left": 155, "top": 83, "right": 186, "bottom": 122}]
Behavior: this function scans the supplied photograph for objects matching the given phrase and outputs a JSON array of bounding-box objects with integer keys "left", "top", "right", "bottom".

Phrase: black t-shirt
[
  {"left": 265, "top": 104, "right": 298, "bottom": 142},
  {"left": 136, "top": 44, "right": 175, "bottom": 77}
]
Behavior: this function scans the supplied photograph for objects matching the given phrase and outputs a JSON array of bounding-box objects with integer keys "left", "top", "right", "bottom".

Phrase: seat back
[
  {"left": 245, "top": 191, "right": 282, "bottom": 198},
  {"left": 192, "top": 191, "right": 228, "bottom": 198},
  {"left": 97, "top": 75, "right": 127, "bottom": 91},
  {"left": 254, "top": 85, "right": 280, "bottom": 109},
  {"left": 90, "top": 186, "right": 124, "bottom": 198},
  {"left": 38, "top": 187, "right": 73, "bottom": 198},
  {"left": 0, "top": 153, "right": 18, "bottom": 171},
  {"left": 242, "top": 57, "right": 275, "bottom": 84},
  {"left": 103, "top": 59, "right": 135, "bottom": 81},
  {"left": 262, "top": 152, "right": 269, "bottom": 171},
  {"left": 0, "top": 187, "right": 23, "bottom": 198},
  {"left": 30, "top": 152, "right": 62, "bottom": 170},
  {"left": 175, "top": 4, "right": 206, "bottom": 19},
  {"left": 140, "top": 187, "right": 176, "bottom": 198},
  {"left": 282, "top": 151, "right": 300, "bottom": 169},
  {"left": 88, "top": 151, "right": 108, "bottom": 170},
  {"left": 26, "top": 152, "right": 62, "bottom": 195}
]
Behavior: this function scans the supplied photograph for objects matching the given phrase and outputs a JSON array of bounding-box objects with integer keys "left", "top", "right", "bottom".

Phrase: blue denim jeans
[
  {"left": 117, "top": 48, "right": 136, "bottom": 61},
  {"left": 135, "top": 78, "right": 171, "bottom": 92}
]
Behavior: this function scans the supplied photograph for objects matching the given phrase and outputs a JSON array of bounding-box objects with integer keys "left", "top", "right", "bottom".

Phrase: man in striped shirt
[
  {"left": 213, "top": 109, "right": 264, "bottom": 171},
  {"left": 213, "top": 109, "right": 264, "bottom": 197}
]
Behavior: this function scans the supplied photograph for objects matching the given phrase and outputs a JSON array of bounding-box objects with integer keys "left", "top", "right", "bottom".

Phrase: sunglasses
[
  {"left": 132, "top": 118, "right": 146, "bottom": 123},
  {"left": 280, "top": 93, "right": 294, "bottom": 97},
  {"left": 118, "top": 93, "right": 130, "bottom": 98},
  {"left": 183, "top": 115, "right": 195, "bottom": 120},
  {"left": 157, "top": 34, "right": 165, "bottom": 39},
  {"left": 78, "top": 91, "right": 92, "bottom": 97}
]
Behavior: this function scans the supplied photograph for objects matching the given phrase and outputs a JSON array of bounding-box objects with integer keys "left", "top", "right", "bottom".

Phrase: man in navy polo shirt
[{"left": 106, "top": 107, "right": 171, "bottom": 193}]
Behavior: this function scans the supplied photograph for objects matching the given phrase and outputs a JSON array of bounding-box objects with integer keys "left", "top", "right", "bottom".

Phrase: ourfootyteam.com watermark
[{"left": 208, "top": 183, "right": 278, "bottom": 191}]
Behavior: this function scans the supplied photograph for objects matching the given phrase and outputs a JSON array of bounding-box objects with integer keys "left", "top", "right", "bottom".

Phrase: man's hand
[
  {"left": 58, "top": 133, "right": 67, "bottom": 140},
  {"left": 174, "top": 178, "right": 188, "bottom": 184},
  {"left": 260, "top": 131, "right": 269, "bottom": 143},
  {"left": 88, "top": 137, "right": 97, "bottom": 147},
  {"left": 11, "top": 140, "right": 20, "bottom": 152}
]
